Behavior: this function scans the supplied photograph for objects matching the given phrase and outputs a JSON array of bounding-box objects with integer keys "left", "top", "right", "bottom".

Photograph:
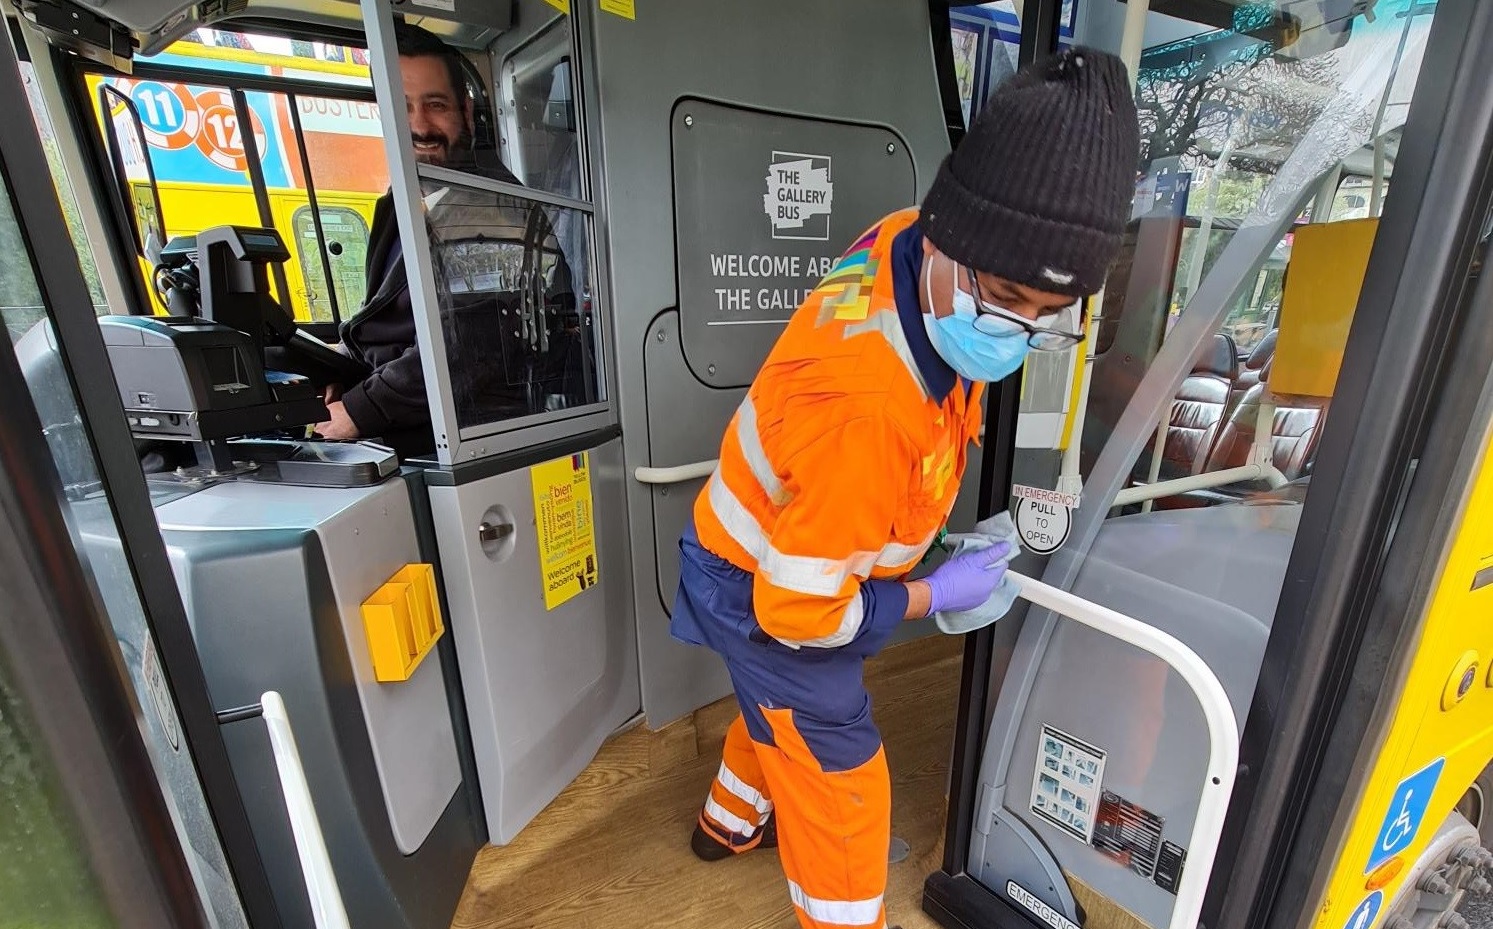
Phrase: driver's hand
[
  {"left": 315, "top": 400, "right": 360, "bottom": 441},
  {"left": 323, "top": 383, "right": 344, "bottom": 405}
]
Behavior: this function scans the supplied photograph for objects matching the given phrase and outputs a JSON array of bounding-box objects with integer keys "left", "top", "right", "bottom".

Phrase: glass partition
[{"left": 421, "top": 176, "right": 601, "bottom": 431}]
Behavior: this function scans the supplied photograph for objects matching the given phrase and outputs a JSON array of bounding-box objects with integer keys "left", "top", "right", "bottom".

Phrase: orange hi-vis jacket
[{"left": 692, "top": 208, "right": 984, "bottom": 650}]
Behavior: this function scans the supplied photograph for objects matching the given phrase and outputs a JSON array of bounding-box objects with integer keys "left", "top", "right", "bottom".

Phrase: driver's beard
[{"left": 418, "top": 127, "right": 476, "bottom": 171}]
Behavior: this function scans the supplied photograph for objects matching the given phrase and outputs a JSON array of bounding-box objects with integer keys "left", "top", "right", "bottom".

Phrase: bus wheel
[{"left": 1454, "top": 761, "right": 1493, "bottom": 845}]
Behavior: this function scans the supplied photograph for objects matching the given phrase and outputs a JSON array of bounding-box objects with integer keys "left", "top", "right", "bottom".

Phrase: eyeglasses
[{"left": 965, "top": 266, "right": 1085, "bottom": 352}]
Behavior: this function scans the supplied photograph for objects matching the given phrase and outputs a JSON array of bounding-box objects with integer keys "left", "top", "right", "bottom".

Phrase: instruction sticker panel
[
  {"left": 1031, "top": 725, "right": 1107, "bottom": 843},
  {"left": 530, "top": 453, "right": 600, "bottom": 610}
]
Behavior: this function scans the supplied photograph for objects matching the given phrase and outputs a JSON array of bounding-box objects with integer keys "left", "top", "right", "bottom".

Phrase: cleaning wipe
[{"left": 935, "top": 512, "right": 1022, "bottom": 635}]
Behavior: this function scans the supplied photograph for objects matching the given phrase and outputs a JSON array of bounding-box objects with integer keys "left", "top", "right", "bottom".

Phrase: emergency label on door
[
  {"left": 530, "top": 452, "right": 600, "bottom": 610},
  {"left": 1366, "top": 756, "right": 1444, "bottom": 872},
  {"left": 1030, "top": 725, "right": 1106, "bottom": 842},
  {"left": 600, "top": 0, "right": 635, "bottom": 19},
  {"left": 1012, "top": 485, "right": 1077, "bottom": 556},
  {"left": 1006, "top": 881, "right": 1080, "bottom": 929}
]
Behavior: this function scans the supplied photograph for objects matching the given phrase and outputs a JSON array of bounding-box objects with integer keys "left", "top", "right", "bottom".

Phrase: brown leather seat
[
  {"left": 1231, "top": 329, "right": 1276, "bottom": 412},
  {"left": 1157, "top": 332, "right": 1238, "bottom": 479},
  {"left": 1203, "top": 358, "right": 1330, "bottom": 481}
]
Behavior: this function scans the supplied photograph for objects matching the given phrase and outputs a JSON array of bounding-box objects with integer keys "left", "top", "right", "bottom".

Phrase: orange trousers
[
  {"left": 676, "top": 519, "right": 897, "bottom": 929},
  {"left": 700, "top": 713, "right": 891, "bottom": 929}
]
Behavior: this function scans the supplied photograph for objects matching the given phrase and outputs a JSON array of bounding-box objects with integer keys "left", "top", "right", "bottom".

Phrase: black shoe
[{"left": 690, "top": 810, "right": 777, "bottom": 861}]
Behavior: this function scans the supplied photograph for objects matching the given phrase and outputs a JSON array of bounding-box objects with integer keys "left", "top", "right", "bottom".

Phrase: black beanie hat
[{"left": 920, "top": 46, "right": 1140, "bottom": 298}]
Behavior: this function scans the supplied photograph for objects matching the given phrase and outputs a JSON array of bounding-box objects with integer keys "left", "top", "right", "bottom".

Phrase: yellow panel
[
  {"left": 1311, "top": 430, "right": 1493, "bottom": 928},
  {"left": 530, "top": 453, "right": 600, "bottom": 610},
  {"left": 1272, "top": 219, "right": 1380, "bottom": 398}
]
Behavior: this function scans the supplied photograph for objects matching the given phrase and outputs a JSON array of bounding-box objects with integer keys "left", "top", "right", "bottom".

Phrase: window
[
  {"left": 500, "top": 19, "right": 583, "bottom": 199},
  {"left": 948, "top": 2, "right": 1078, "bottom": 126},
  {"left": 292, "top": 205, "right": 372, "bottom": 322},
  {"left": 85, "top": 32, "right": 388, "bottom": 326}
]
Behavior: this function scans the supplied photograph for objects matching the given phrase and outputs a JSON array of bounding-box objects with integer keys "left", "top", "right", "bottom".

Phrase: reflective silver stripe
[
  {"left": 703, "top": 797, "right": 757, "bottom": 838},
  {"left": 708, "top": 471, "right": 769, "bottom": 563},
  {"left": 707, "top": 468, "right": 931, "bottom": 651},
  {"left": 787, "top": 881, "right": 885, "bottom": 926},
  {"left": 708, "top": 473, "right": 919, "bottom": 649},
  {"left": 736, "top": 396, "right": 790, "bottom": 506},
  {"left": 761, "top": 547, "right": 877, "bottom": 598},
  {"left": 783, "top": 594, "right": 865, "bottom": 649},
  {"left": 717, "top": 762, "right": 772, "bottom": 817},
  {"left": 878, "top": 530, "right": 937, "bottom": 569}
]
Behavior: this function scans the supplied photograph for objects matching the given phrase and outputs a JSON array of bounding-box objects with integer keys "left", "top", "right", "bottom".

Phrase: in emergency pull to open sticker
[{"left": 1012, "top": 484, "right": 1079, "bottom": 555}]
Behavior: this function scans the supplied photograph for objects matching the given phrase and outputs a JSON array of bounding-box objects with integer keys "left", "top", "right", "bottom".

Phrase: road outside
[{"left": 1464, "top": 888, "right": 1493, "bottom": 927}]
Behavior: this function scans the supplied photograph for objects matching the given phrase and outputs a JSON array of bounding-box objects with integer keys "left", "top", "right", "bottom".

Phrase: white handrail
[
  {"left": 634, "top": 460, "right": 717, "bottom": 484},
  {"left": 261, "top": 691, "right": 352, "bottom": 929},
  {"left": 1113, "top": 461, "right": 1289, "bottom": 507},
  {"left": 1115, "top": 396, "right": 1289, "bottom": 507},
  {"left": 1005, "top": 571, "right": 1238, "bottom": 929}
]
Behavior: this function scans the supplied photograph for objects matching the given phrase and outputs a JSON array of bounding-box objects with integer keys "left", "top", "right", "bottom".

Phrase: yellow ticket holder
[{"left": 360, "top": 564, "right": 445, "bottom": 683}]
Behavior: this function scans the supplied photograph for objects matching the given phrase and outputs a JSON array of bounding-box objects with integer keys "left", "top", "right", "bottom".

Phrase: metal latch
[{"left": 478, "top": 521, "right": 514, "bottom": 544}]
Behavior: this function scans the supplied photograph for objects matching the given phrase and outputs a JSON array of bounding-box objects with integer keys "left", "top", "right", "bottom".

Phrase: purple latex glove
[{"left": 924, "top": 542, "right": 1013, "bottom": 615}]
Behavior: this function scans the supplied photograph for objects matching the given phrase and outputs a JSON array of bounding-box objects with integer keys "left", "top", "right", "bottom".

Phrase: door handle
[
  {"left": 478, "top": 521, "right": 514, "bottom": 544},
  {"left": 1474, "top": 566, "right": 1492, "bottom": 591}
]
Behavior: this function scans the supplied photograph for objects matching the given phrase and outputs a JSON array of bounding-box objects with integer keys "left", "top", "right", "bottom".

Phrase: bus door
[
  {"left": 0, "top": 23, "right": 279, "bottom": 929},
  {"left": 923, "top": 3, "right": 1493, "bottom": 929}
]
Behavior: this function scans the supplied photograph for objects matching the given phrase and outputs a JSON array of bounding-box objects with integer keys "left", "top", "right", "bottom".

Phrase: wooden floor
[{"left": 451, "top": 634, "right": 965, "bottom": 929}]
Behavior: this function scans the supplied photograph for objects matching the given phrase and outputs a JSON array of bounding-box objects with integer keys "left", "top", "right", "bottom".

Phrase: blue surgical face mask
[{"left": 922, "top": 254, "right": 1031, "bottom": 383}]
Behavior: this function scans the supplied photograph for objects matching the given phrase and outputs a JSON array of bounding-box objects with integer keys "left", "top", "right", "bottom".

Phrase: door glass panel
[
  {"left": 1065, "top": 2, "right": 1435, "bottom": 493},
  {"left": 0, "top": 633, "right": 114, "bottom": 928},
  {"left": 3, "top": 141, "right": 248, "bottom": 929},
  {"left": 971, "top": 4, "right": 1443, "bottom": 926},
  {"left": 293, "top": 92, "right": 390, "bottom": 319},
  {"left": 20, "top": 62, "right": 108, "bottom": 314},
  {"left": 0, "top": 187, "right": 115, "bottom": 929},
  {"left": 242, "top": 88, "right": 387, "bottom": 324},
  {"left": 421, "top": 176, "right": 601, "bottom": 429}
]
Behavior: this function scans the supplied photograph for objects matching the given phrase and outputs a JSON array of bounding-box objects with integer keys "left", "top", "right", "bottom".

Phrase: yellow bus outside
[{"left": 86, "top": 32, "right": 389, "bottom": 322}]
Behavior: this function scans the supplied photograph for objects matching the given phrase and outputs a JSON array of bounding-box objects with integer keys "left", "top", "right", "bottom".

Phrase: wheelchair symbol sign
[
  {"left": 1344, "top": 891, "right": 1382, "bottom": 929},
  {"left": 1367, "top": 757, "right": 1445, "bottom": 872}
]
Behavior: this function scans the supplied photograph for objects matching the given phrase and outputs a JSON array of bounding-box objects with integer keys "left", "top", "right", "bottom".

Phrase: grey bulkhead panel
[
  {"left": 969, "top": 501, "right": 1300, "bottom": 927},
  {"left": 426, "top": 436, "right": 636, "bottom": 844},
  {"left": 154, "top": 480, "right": 463, "bottom": 853},
  {"left": 150, "top": 478, "right": 476, "bottom": 929},
  {"left": 590, "top": 0, "right": 971, "bottom": 727}
]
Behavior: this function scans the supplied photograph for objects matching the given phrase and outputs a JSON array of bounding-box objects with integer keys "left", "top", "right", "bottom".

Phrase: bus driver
[{"left": 314, "top": 24, "right": 519, "bottom": 458}]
